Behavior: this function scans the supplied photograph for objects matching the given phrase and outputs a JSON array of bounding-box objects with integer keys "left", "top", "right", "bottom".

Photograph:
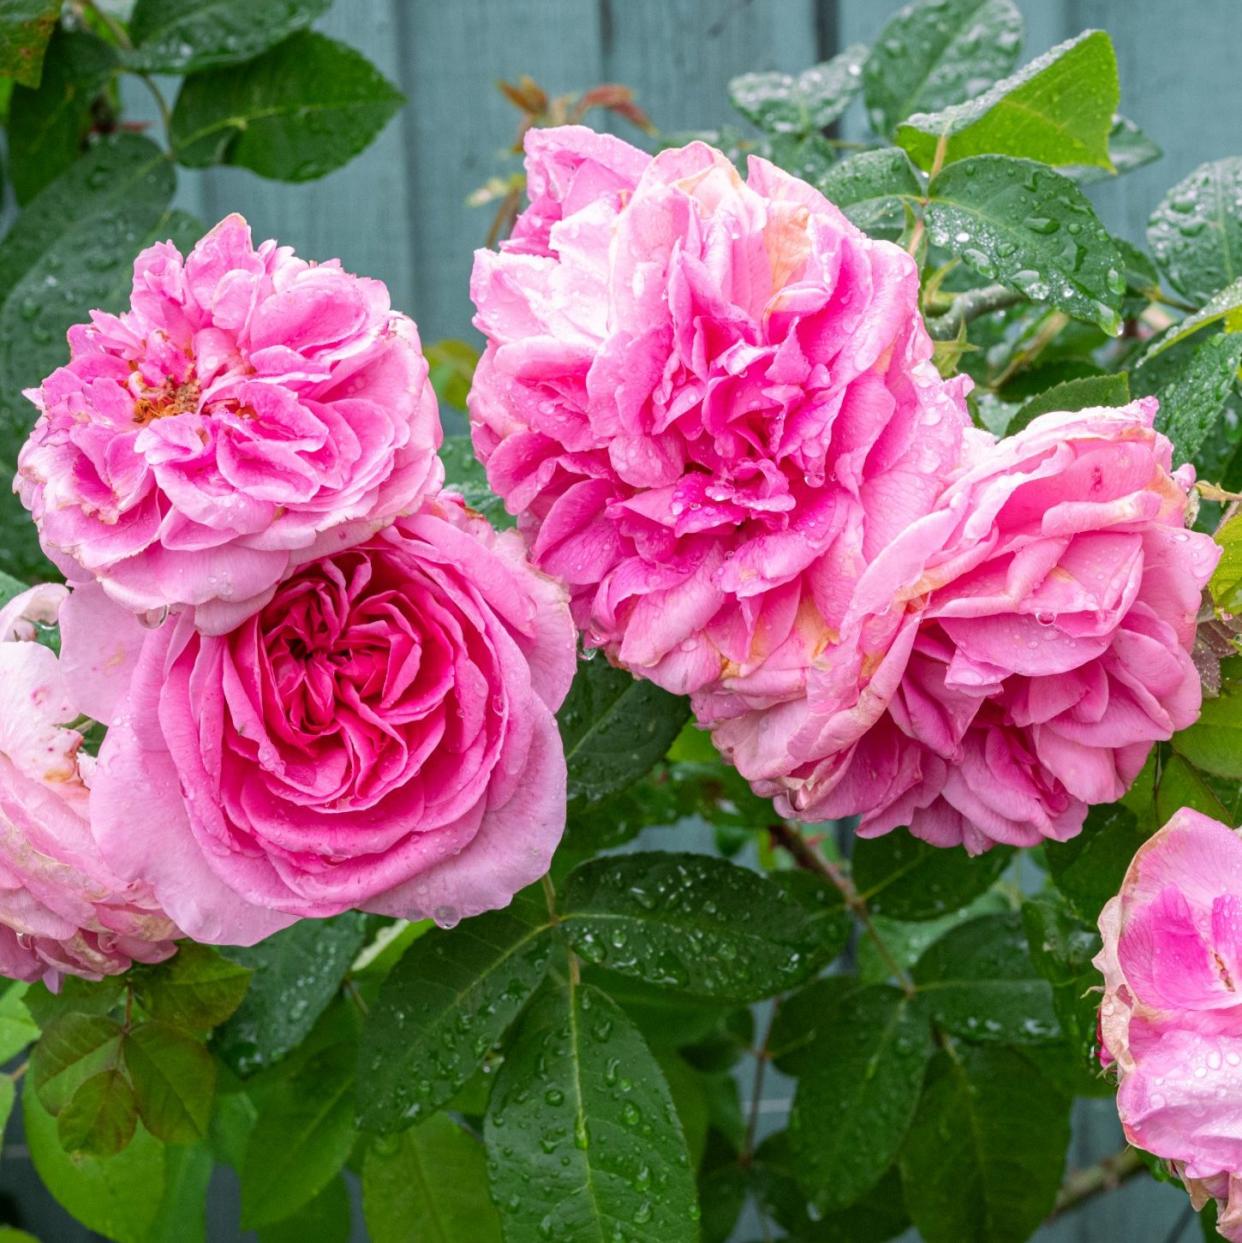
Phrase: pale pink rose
[
  {"left": 704, "top": 401, "right": 1218, "bottom": 852},
  {"left": 1095, "top": 808, "right": 1242, "bottom": 1241},
  {"left": 469, "top": 125, "right": 971, "bottom": 698},
  {"left": 73, "top": 495, "right": 576, "bottom": 944},
  {"left": 0, "top": 585, "right": 177, "bottom": 986},
  {"left": 17, "top": 214, "right": 443, "bottom": 634}
]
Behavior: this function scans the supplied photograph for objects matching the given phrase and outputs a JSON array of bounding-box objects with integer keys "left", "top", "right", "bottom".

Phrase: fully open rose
[
  {"left": 703, "top": 402, "right": 1219, "bottom": 852},
  {"left": 68, "top": 495, "right": 576, "bottom": 944},
  {"left": 0, "top": 585, "right": 177, "bottom": 986},
  {"left": 17, "top": 214, "right": 443, "bottom": 634},
  {"left": 1096, "top": 808, "right": 1242, "bottom": 1241},
  {"left": 470, "top": 124, "right": 971, "bottom": 698}
]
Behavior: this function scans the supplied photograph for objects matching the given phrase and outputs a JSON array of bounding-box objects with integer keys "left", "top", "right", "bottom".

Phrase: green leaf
[
  {"left": 1046, "top": 802, "right": 1150, "bottom": 922},
  {"left": 170, "top": 30, "right": 403, "bottom": 180},
  {"left": 132, "top": 942, "right": 252, "bottom": 1032},
  {"left": 900, "top": 1043, "right": 1071, "bottom": 1243},
  {"left": 147, "top": 1141, "right": 213, "bottom": 1243},
  {"left": 214, "top": 912, "right": 368, "bottom": 1076},
  {"left": 485, "top": 978, "right": 698, "bottom": 1243},
  {"left": 1067, "top": 115, "right": 1161, "bottom": 184},
  {"left": 0, "top": 1077, "right": 14, "bottom": 1140},
  {"left": 852, "top": 832, "right": 1010, "bottom": 920},
  {"left": 357, "top": 888, "right": 555, "bottom": 1134},
  {"left": 426, "top": 339, "right": 480, "bottom": 413},
  {"left": 790, "top": 985, "right": 932, "bottom": 1212},
  {"left": 1007, "top": 371, "right": 1131, "bottom": 434},
  {"left": 913, "top": 912, "right": 1060, "bottom": 1043},
  {"left": 1175, "top": 680, "right": 1242, "bottom": 779},
  {"left": 57, "top": 1067, "right": 138, "bottom": 1157},
  {"left": 1212, "top": 511, "right": 1242, "bottom": 614},
  {"left": 31, "top": 1012, "right": 124, "bottom": 1115},
  {"left": 439, "top": 433, "right": 514, "bottom": 531},
  {"left": 363, "top": 1114, "right": 501, "bottom": 1243},
  {"left": 7, "top": 28, "right": 117, "bottom": 203},
  {"left": 259, "top": 1176, "right": 350, "bottom": 1243},
  {"left": 126, "top": 0, "right": 330, "bottom": 73},
  {"left": 1144, "top": 276, "right": 1242, "bottom": 360},
  {"left": 123, "top": 1021, "right": 216, "bottom": 1144},
  {"left": 558, "top": 657, "right": 690, "bottom": 804},
  {"left": 240, "top": 1039, "right": 357, "bottom": 1228},
  {"left": 927, "top": 155, "right": 1124, "bottom": 333},
  {"left": 582, "top": 969, "right": 736, "bottom": 1052},
  {"left": 863, "top": 0, "right": 1022, "bottom": 139},
  {"left": 22, "top": 975, "right": 124, "bottom": 1028},
  {"left": 0, "top": 0, "right": 60, "bottom": 86},
  {"left": 1149, "top": 157, "right": 1242, "bottom": 305},
  {"left": 818, "top": 147, "right": 924, "bottom": 239},
  {"left": 0, "top": 133, "right": 175, "bottom": 454},
  {"left": 24, "top": 1076, "right": 167, "bottom": 1243},
  {"left": 0, "top": 980, "right": 38, "bottom": 1061},
  {"left": 561, "top": 852, "right": 845, "bottom": 1001},
  {"left": 896, "top": 31, "right": 1117, "bottom": 171},
  {"left": 1135, "top": 332, "right": 1242, "bottom": 460},
  {"left": 751, "top": 1134, "right": 912, "bottom": 1243},
  {"left": 729, "top": 44, "right": 867, "bottom": 135}
]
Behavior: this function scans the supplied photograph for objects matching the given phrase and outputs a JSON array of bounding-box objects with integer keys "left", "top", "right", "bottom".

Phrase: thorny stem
[
  {"left": 988, "top": 309, "right": 1070, "bottom": 390},
  {"left": 907, "top": 130, "right": 951, "bottom": 260},
  {"left": 1048, "top": 1147, "right": 1147, "bottom": 1219},
  {"left": 925, "top": 283, "right": 1025, "bottom": 340},
  {"left": 1198, "top": 481, "right": 1242, "bottom": 505},
  {"left": 767, "top": 821, "right": 915, "bottom": 997}
]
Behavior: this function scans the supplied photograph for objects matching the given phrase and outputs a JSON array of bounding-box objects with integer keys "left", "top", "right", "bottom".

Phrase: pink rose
[
  {"left": 1095, "top": 808, "right": 1242, "bottom": 1241},
  {"left": 71, "top": 495, "right": 576, "bottom": 944},
  {"left": 704, "top": 401, "right": 1218, "bottom": 852},
  {"left": 469, "top": 125, "right": 971, "bottom": 697},
  {"left": 0, "top": 585, "right": 177, "bottom": 986},
  {"left": 17, "top": 214, "right": 443, "bottom": 634}
]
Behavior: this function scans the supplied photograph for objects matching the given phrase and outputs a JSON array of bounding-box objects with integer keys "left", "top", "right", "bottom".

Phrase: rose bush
[
  {"left": 0, "top": 585, "right": 177, "bottom": 986},
  {"left": 17, "top": 214, "right": 443, "bottom": 634},
  {"left": 65, "top": 493, "right": 575, "bottom": 943}
]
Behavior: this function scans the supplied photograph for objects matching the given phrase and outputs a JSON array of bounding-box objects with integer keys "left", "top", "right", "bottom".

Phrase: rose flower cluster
[
  {"left": 7, "top": 214, "right": 575, "bottom": 979},
  {"left": 470, "top": 125, "right": 1219, "bottom": 855}
]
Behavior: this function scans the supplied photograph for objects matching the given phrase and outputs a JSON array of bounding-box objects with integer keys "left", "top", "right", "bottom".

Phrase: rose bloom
[
  {"left": 0, "top": 585, "right": 177, "bottom": 986},
  {"left": 66, "top": 494, "right": 576, "bottom": 944},
  {"left": 18, "top": 213, "right": 442, "bottom": 634},
  {"left": 1096, "top": 808, "right": 1242, "bottom": 1240},
  {"left": 703, "top": 401, "right": 1219, "bottom": 852},
  {"left": 469, "top": 124, "right": 971, "bottom": 697}
]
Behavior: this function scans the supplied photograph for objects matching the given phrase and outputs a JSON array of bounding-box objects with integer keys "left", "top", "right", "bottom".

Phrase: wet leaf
[
  {"left": 863, "top": 0, "right": 1023, "bottom": 138},
  {"left": 818, "top": 147, "right": 923, "bottom": 239},
  {"left": 1135, "top": 331, "right": 1242, "bottom": 460},
  {"left": 214, "top": 912, "right": 368, "bottom": 1077},
  {"left": 357, "top": 888, "right": 555, "bottom": 1134},
  {"left": 790, "top": 985, "right": 933, "bottom": 1212},
  {"left": 1175, "top": 677, "right": 1242, "bottom": 779},
  {"left": 913, "top": 912, "right": 1061, "bottom": 1044},
  {"left": 439, "top": 433, "right": 513, "bottom": 531},
  {"left": 897, "top": 31, "right": 1118, "bottom": 171},
  {"left": 170, "top": 31, "right": 403, "bottom": 180},
  {"left": 126, "top": 0, "right": 330, "bottom": 73},
  {"left": 729, "top": 44, "right": 867, "bottom": 135},
  {"left": 561, "top": 852, "right": 846, "bottom": 1001},
  {"left": 1007, "top": 371, "right": 1130, "bottom": 434},
  {"left": 1143, "top": 276, "right": 1242, "bottom": 359},
  {"left": 558, "top": 658, "right": 690, "bottom": 804},
  {"left": 927, "top": 155, "right": 1124, "bottom": 333},
  {"left": 131, "top": 942, "right": 253, "bottom": 1033},
  {"left": 485, "top": 978, "right": 698, "bottom": 1243},
  {"left": 260, "top": 1176, "right": 350, "bottom": 1243},
  {"left": 1212, "top": 511, "right": 1242, "bottom": 615},
  {"left": 1045, "top": 801, "right": 1150, "bottom": 922},
  {"left": 852, "top": 832, "right": 1011, "bottom": 920},
  {"left": 899, "top": 1043, "right": 1071, "bottom": 1243},
  {"left": 31, "top": 1012, "right": 124, "bottom": 1115},
  {"left": 1149, "top": 157, "right": 1242, "bottom": 305}
]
